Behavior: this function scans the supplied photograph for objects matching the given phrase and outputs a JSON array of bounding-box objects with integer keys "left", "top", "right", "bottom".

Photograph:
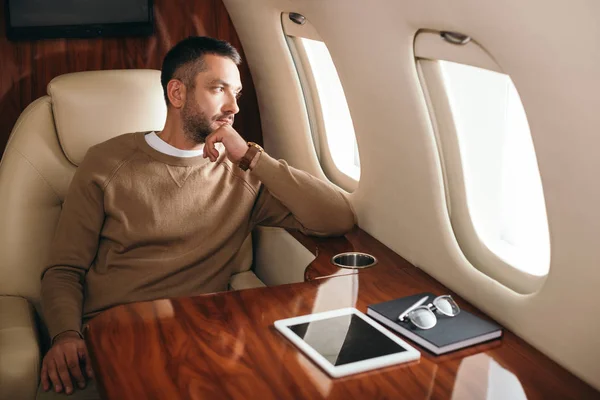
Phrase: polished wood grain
[
  {"left": 0, "top": 0, "right": 262, "bottom": 155},
  {"left": 85, "top": 228, "right": 600, "bottom": 400}
]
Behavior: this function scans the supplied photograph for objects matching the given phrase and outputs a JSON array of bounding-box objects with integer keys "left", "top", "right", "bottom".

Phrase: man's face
[{"left": 180, "top": 54, "right": 242, "bottom": 143}]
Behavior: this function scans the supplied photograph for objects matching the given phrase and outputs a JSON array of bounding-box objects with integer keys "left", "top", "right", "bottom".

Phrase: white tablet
[{"left": 274, "top": 307, "right": 420, "bottom": 378}]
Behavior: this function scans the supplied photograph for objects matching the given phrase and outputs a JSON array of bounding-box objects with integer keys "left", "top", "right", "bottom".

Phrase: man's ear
[{"left": 167, "top": 79, "right": 186, "bottom": 108}]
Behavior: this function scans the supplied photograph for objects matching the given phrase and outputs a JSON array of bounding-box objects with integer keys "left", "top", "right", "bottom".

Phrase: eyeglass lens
[
  {"left": 407, "top": 295, "right": 460, "bottom": 330},
  {"left": 408, "top": 307, "right": 437, "bottom": 329},
  {"left": 433, "top": 295, "right": 460, "bottom": 317}
]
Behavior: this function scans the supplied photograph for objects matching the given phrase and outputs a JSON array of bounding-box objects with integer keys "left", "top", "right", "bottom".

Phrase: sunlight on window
[
  {"left": 440, "top": 61, "right": 550, "bottom": 276},
  {"left": 301, "top": 38, "right": 360, "bottom": 181}
]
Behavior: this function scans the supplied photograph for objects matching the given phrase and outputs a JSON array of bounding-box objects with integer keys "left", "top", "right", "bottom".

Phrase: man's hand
[
  {"left": 41, "top": 331, "right": 94, "bottom": 394},
  {"left": 203, "top": 124, "right": 248, "bottom": 163}
]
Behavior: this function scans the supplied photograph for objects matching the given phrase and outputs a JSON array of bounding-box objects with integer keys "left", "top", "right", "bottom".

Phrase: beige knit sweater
[{"left": 41, "top": 132, "right": 355, "bottom": 340}]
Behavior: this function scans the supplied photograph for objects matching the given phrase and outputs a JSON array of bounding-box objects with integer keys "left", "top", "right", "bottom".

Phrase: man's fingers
[
  {"left": 204, "top": 130, "right": 225, "bottom": 162},
  {"left": 66, "top": 348, "right": 86, "bottom": 389},
  {"left": 203, "top": 134, "right": 212, "bottom": 158},
  {"left": 209, "top": 141, "right": 219, "bottom": 161},
  {"left": 203, "top": 137, "right": 213, "bottom": 160},
  {"left": 204, "top": 142, "right": 218, "bottom": 162},
  {"left": 80, "top": 346, "right": 94, "bottom": 378},
  {"left": 48, "top": 359, "right": 63, "bottom": 393},
  {"left": 210, "top": 148, "right": 219, "bottom": 161},
  {"left": 41, "top": 363, "right": 50, "bottom": 391},
  {"left": 55, "top": 356, "right": 74, "bottom": 394}
]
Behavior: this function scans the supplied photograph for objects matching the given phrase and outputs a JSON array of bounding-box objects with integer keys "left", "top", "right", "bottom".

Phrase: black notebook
[{"left": 367, "top": 292, "right": 502, "bottom": 355}]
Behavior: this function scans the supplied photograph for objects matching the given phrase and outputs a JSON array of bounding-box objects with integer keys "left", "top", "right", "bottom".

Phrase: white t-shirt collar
[{"left": 144, "top": 131, "right": 204, "bottom": 158}]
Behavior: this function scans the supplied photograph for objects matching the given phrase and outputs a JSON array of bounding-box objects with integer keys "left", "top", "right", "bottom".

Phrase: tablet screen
[{"left": 288, "top": 313, "right": 407, "bottom": 366}]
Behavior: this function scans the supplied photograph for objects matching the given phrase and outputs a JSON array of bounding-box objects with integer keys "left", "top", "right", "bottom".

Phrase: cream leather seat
[{"left": 0, "top": 70, "right": 267, "bottom": 399}]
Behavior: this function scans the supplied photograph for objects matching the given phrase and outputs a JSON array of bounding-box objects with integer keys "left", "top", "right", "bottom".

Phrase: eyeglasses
[{"left": 397, "top": 295, "right": 460, "bottom": 329}]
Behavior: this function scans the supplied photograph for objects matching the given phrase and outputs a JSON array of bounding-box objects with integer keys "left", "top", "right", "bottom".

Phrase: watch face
[{"left": 248, "top": 142, "right": 264, "bottom": 152}]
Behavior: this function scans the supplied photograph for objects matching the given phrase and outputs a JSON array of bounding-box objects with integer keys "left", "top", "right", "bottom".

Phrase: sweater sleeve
[
  {"left": 249, "top": 153, "right": 356, "bottom": 236},
  {"left": 41, "top": 148, "right": 106, "bottom": 341}
]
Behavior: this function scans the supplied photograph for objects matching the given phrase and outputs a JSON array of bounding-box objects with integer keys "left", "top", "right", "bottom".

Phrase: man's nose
[{"left": 223, "top": 93, "right": 240, "bottom": 115}]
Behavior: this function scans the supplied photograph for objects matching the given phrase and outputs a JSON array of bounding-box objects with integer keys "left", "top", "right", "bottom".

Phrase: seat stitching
[{"left": 9, "top": 148, "right": 61, "bottom": 204}]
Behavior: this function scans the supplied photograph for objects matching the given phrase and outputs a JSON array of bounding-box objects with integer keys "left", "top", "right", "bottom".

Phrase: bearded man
[{"left": 37, "top": 36, "right": 355, "bottom": 399}]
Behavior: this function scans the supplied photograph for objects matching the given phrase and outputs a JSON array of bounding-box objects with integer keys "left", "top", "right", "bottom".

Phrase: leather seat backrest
[{"left": 0, "top": 69, "right": 253, "bottom": 321}]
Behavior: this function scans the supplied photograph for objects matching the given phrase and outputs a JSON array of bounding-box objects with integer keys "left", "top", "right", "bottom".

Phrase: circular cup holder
[{"left": 331, "top": 252, "right": 378, "bottom": 269}]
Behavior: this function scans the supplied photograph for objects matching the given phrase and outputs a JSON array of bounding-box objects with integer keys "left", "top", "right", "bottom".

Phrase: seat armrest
[
  {"left": 229, "top": 271, "right": 267, "bottom": 291},
  {"left": 252, "top": 226, "right": 316, "bottom": 286},
  {"left": 0, "top": 296, "right": 40, "bottom": 400}
]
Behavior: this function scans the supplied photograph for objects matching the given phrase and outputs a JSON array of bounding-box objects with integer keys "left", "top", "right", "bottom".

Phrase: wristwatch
[{"left": 238, "top": 142, "right": 264, "bottom": 171}]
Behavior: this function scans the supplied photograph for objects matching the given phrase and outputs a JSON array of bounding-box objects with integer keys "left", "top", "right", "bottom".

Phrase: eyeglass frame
[{"left": 397, "top": 295, "right": 460, "bottom": 330}]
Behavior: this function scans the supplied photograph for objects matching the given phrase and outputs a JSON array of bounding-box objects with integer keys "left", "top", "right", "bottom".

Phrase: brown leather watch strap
[{"left": 238, "top": 143, "right": 261, "bottom": 171}]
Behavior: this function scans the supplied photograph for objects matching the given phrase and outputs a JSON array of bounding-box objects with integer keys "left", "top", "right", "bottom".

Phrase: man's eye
[{"left": 214, "top": 87, "right": 224, "bottom": 92}]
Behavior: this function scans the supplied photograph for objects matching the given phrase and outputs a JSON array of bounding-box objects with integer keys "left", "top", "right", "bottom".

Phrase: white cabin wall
[{"left": 223, "top": 0, "right": 600, "bottom": 389}]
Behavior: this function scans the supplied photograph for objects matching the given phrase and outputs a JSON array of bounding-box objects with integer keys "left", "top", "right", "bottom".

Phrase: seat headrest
[{"left": 47, "top": 70, "right": 167, "bottom": 165}]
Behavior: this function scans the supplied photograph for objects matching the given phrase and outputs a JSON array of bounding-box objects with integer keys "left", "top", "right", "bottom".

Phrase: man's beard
[{"left": 181, "top": 101, "right": 214, "bottom": 144}]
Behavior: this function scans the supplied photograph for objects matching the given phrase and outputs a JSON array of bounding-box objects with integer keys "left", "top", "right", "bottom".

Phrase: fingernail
[
  {"left": 66, "top": 387, "right": 72, "bottom": 394},
  {"left": 79, "top": 382, "right": 86, "bottom": 389},
  {"left": 55, "top": 385, "right": 61, "bottom": 392}
]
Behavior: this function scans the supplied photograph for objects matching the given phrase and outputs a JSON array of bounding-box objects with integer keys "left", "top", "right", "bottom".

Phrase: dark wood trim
[{"left": 0, "top": 0, "right": 262, "bottom": 155}]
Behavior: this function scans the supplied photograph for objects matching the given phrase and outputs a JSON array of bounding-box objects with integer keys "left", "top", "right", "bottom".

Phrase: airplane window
[
  {"left": 439, "top": 60, "right": 550, "bottom": 278},
  {"left": 296, "top": 37, "right": 360, "bottom": 185}
]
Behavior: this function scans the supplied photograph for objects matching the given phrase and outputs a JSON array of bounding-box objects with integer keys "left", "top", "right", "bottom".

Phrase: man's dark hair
[{"left": 160, "top": 36, "right": 241, "bottom": 104}]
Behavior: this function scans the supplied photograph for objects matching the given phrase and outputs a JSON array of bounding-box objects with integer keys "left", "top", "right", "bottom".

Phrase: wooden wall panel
[{"left": 0, "top": 0, "right": 262, "bottom": 156}]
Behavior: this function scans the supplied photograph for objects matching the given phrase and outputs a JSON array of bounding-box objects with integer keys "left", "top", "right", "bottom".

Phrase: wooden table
[{"left": 84, "top": 229, "right": 600, "bottom": 399}]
